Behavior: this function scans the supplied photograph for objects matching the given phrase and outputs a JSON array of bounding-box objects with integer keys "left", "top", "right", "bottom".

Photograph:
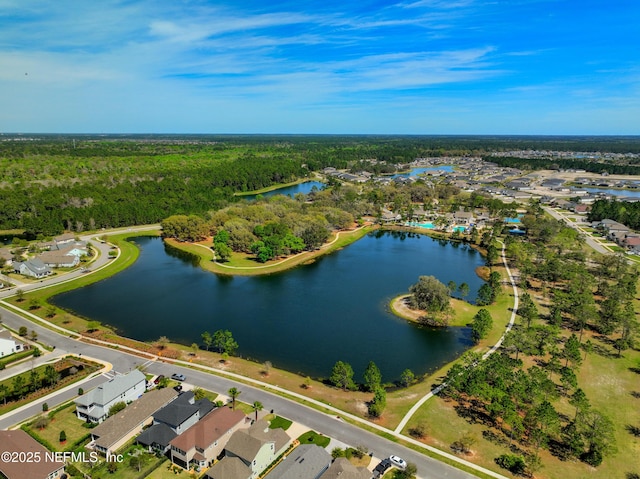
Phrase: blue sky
[{"left": 0, "top": 0, "right": 638, "bottom": 134}]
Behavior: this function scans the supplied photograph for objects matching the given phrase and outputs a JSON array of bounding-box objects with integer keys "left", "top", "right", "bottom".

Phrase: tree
[
  {"left": 486, "top": 244, "right": 499, "bottom": 267},
  {"left": 86, "top": 320, "right": 100, "bottom": 333},
  {"left": 458, "top": 282, "right": 470, "bottom": 300},
  {"left": 476, "top": 283, "right": 494, "bottom": 306},
  {"left": 201, "top": 331, "right": 213, "bottom": 351},
  {"left": 44, "top": 365, "right": 59, "bottom": 386},
  {"left": 214, "top": 242, "right": 232, "bottom": 262},
  {"left": 16, "top": 289, "right": 25, "bottom": 301},
  {"left": 363, "top": 361, "right": 382, "bottom": 392},
  {"left": 518, "top": 292, "right": 539, "bottom": 328},
  {"left": 212, "top": 330, "right": 238, "bottom": 356},
  {"left": 330, "top": 361, "right": 355, "bottom": 390},
  {"left": 129, "top": 455, "right": 147, "bottom": 473},
  {"left": 12, "top": 375, "right": 25, "bottom": 399},
  {"left": 447, "top": 280, "right": 457, "bottom": 296},
  {"left": 563, "top": 334, "right": 582, "bottom": 368},
  {"left": 190, "top": 343, "right": 199, "bottom": 356},
  {"left": 59, "top": 430, "right": 66, "bottom": 443},
  {"left": 393, "top": 463, "right": 417, "bottom": 479},
  {"left": 263, "top": 361, "right": 272, "bottom": 376},
  {"left": 18, "top": 326, "right": 28, "bottom": 337},
  {"left": 252, "top": 401, "right": 263, "bottom": 421},
  {"left": 0, "top": 384, "right": 8, "bottom": 405},
  {"left": 228, "top": 387, "right": 241, "bottom": 410},
  {"left": 368, "top": 387, "right": 386, "bottom": 418},
  {"left": 399, "top": 369, "right": 415, "bottom": 388},
  {"left": 409, "top": 275, "right": 451, "bottom": 313},
  {"left": 192, "top": 387, "right": 206, "bottom": 400},
  {"left": 155, "top": 336, "right": 169, "bottom": 350},
  {"left": 471, "top": 309, "right": 493, "bottom": 343}
]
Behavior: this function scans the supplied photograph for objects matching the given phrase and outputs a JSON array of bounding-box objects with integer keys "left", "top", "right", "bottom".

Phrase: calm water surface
[
  {"left": 243, "top": 181, "right": 325, "bottom": 200},
  {"left": 53, "top": 232, "right": 484, "bottom": 381}
]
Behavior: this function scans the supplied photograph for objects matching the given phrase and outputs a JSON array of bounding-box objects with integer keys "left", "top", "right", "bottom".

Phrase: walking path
[
  {"left": 193, "top": 224, "right": 369, "bottom": 270},
  {"left": 394, "top": 239, "right": 519, "bottom": 434}
]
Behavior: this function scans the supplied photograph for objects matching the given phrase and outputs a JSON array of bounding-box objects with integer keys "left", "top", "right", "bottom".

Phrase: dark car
[
  {"left": 373, "top": 459, "right": 392, "bottom": 478},
  {"left": 171, "top": 373, "right": 186, "bottom": 381},
  {"left": 154, "top": 375, "right": 165, "bottom": 384}
]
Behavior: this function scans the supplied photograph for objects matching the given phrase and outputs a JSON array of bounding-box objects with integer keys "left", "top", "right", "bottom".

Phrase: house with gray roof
[
  {"left": 13, "top": 258, "right": 51, "bottom": 278},
  {"left": 265, "top": 444, "right": 331, "bottom": 479},
  {"left": 221, "top": 419, "right": 291, "bottom": 479},
  {"left": 90, "top": 387, "right": 178, "bottom": 455},
  {"left": 38, "top": 248, "right": 80, "bottom": 268},
  {"left": 320, "top": 457, "right": 371, "bottom": 479},
  {"left": 75, "top": 369, "right": 146, "bottom": 423},
  {"left": 205, "top": 456, "right": 252, "bottom": 479},
  {"left": 137, "top": 391, "right": 215, "bottom": 453}
]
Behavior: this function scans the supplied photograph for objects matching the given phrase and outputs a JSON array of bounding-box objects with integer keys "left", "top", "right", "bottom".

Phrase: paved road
[
  {"left": 0, "top": 296, "right": 483, "bottom": 479},
  {"left": 542, "top": 206, "right": 612, "bottom": 255},
  {"left": 0, "top": 224, "right": 503, "bottom": 478}
]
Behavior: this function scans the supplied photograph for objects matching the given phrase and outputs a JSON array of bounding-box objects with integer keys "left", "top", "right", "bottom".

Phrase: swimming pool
[{"left": 406, "top": 221, "right": 435, "bottom": 229}]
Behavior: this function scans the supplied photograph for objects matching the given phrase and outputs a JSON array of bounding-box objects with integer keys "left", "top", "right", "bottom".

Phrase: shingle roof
[
  {"left": 267, "top": 444, "right": 331, "bottom": 479},
  {"left": 225, "top": 420, "right": 290, "bottom": 463},
  {"left": 205, "top": 456, "right": 252, "bottom": 479},
  {"left": 0, "top": 430, "right": 65, "bottom": 479},
  {"left": 169, "top": 406, "right": 246, "bottom": 453},
  {"left": 320, "top": 457, "right": 371, "bottom": 479},
  {"left": 76, "top": 369, "right": 145, "bottom": 410},
  {"left": 136, "top": 423, "right": 177, "bottom": 449},
  {"left": 153, "top": 391, "right": 214, "bottom": 429},
  {"left": 92, "top": 387, "right": 178, "bottom": 451}
]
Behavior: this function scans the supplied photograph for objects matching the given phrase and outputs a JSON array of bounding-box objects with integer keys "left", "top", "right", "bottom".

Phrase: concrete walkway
[{"left": 394, "top": 239, "right": 519, "bottom": 434}]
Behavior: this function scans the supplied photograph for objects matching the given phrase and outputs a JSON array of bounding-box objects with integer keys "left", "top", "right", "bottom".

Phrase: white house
[
  {"left": 0, "top": 330, "right": 24, "bottom": 358},
  {"left": 14, "top": 258, "right": 51, "bottom": 278},
  {"left": 75, "top": 370, "right": 146, "bottom": 423}
]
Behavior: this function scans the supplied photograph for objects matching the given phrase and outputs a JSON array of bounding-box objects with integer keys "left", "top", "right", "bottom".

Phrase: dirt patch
[{"left": 390, "top": 295, "right": 423, "bottom": 323}]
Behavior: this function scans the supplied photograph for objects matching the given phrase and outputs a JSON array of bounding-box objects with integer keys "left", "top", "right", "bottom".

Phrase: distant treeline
[
  {"left": 1, "top": 155, "right": 306, "bottom": 237},
  {"left": 588, "top": 199, "right": 640, "bottom": 230},
  {"left": 486, "top": 156, "right": 640, "bottom": 176}
]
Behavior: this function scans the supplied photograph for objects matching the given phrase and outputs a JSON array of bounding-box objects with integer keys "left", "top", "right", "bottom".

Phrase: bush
[
  {"left": 78, "top": 387, "right": 83, "bottom": 395},
  {"left": 495, "top": 454, "right": 526, "bottom": 475},
  {"left": 19, "top": 326, "right": 28, "bottom": 336},
  {"left": 42, "top": 403, "right": 48, "bottom": 412},
  {"left": 408, "top": 424, "right": 427, "bottom": 439},
  {"left": 581, "top": 449, "right": 603, "bottom": 467},
  {"left": 59, "top": 430, "right": 66, "bottom": 443}
]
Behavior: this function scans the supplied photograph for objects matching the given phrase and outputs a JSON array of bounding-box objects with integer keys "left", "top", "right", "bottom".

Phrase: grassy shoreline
[{"left": 165, "top": 224, "right": 376, "bottom": 276}]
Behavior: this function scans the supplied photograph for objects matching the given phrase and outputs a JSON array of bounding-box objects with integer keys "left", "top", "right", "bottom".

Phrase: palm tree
[
  {"left": 252, "top": 401, "right": 263, "bottom": 421},
  {"left": 228, "top": 387, "right": 241, "bottom": 410}
]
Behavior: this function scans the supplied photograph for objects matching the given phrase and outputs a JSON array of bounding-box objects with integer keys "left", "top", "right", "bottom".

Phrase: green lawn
[
  {"left": 297, "top": 431, "right": 331, "bottom": 448},
  {"left": 268, "top": 415, "right": 293, "bottom": 431},
  {"left": 25, "top": 402, "right": 90, "bottom": 451}
]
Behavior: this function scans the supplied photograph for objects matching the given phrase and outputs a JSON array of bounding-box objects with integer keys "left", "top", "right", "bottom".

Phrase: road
[
  {"left": 0, "top": 289, "right": 487, "bottom": 479},
  {"left": 542, "top": 206, "right": 612, "bottom": 255}
]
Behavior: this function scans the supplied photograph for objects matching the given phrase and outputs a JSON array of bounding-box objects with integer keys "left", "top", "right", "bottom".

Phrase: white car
[{"left": 389, "top": 455, "right": 407, "bottom": 469}]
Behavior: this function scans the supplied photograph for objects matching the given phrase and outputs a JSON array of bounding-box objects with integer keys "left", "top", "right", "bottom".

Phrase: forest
[
  {"left": 3, "top": 135, "right": 640, "bottom": 238},
  {"left": 588, "top": 199, "right": 640, "bottom": 230}
]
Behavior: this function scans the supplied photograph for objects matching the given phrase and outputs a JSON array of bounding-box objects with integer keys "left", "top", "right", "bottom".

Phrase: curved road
[{"left": 0, "top": 226, "right": 504, "bottom": 479}]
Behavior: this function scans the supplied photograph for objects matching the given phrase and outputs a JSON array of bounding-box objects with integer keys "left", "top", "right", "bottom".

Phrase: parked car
[
  {"left": 154, "top": 375, "right": 165, "bottom": 384},
  {"left": 171, "top": 373, "right": 186, "bottom": 381},
  {"left": 389, "top": 455, "right": 407, "bottom": 469},
  {"left": 373, "top": 459, "right": 391, "bottom": 478}
]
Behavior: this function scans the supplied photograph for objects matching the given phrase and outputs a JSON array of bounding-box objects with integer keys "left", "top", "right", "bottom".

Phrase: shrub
[
  {"left": 408, "top": 424, "right": 427, "bottom": 439},
  {"left": 495, "top": 454, "right": 526, "bottom": 475},
  {"left": 42, "top": 403, "right": 48, "bottom": 412},
  {"left": 59, "top": 430, "right": 66, "bottom": 443}
]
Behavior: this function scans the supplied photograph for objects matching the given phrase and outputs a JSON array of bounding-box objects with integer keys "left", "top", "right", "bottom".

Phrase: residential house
[
  {"left": 205, "top": 457, "right": 252, "bottom": 479},
  {"left": 220, "top": 419, "right": 291, "bottom": 479},
  {"left": 75, "top": 369, "right": 146, "bottom": 423},
  {"left": 0, "top": 247, "right": 13, "bottom": 266},
  {"left": 38, "top": 248, "right": 80, "bottom": 268},
  {"left": 53, "top": 232, "right": 76, "bottom": 245},
  {"left": 137, "top": 391, "right": 215, "bottom": 453},
  {"left": 320, "top": 457, "right": 371, "bottom": 479},
  {"left": 89, "top": 387, "right": 178, "bottom": 455},
  {"left": 169, "top": 406, "right": 247, "bottom": 470},
  {"left": 0, "top": 430, "right": 65, "bottom": 479},
  {"left": 13, "top": 258, "right": 51, "bottom": 278},
  {"left": 453, "top": 210, "right": 475, "bottom": 225},
  {"left": 264, "top": 444, "right": 331, "bottom": 479},
  {"left": 0, "top": 329, "right": 25, "bottom": 358}
]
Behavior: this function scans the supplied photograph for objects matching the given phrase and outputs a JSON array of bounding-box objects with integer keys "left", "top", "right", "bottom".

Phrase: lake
[
  {"left": 390, "top": 165, "right": 454, "bottom": 178},
  {"left": 242, "top": 181, "right": 325, "bottom": 200},
  {"left": 579, "top": 187, "right": 640, "bottom": 199},
  {"left": 52, "top": 232, "right": 485, "bottom": 381}
]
